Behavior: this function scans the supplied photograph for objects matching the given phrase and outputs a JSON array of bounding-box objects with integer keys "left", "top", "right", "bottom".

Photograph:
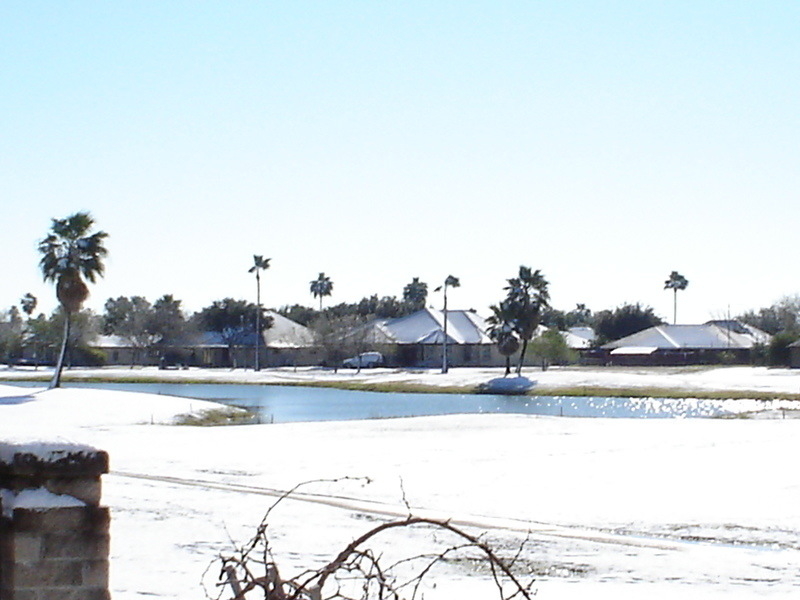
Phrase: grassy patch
[{"left": 174, "top": 406, "right": 256, "bottom": 426}]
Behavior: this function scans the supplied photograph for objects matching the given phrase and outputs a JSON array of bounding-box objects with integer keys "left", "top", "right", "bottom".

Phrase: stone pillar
[{"left": 0, "top": 442, "right": 110, "bottom": 600}]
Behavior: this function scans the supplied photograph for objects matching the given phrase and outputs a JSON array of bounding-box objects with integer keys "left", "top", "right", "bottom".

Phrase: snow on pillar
[{"left": 0, "top": 442, "right": 110, "bottom": 600}]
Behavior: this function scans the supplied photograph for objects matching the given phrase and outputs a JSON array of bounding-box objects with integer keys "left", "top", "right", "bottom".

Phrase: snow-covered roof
[
  {"left": 94, "top": 335, "right": 129, "bottom": 348},
  {"left": 610, "top": 346, "right": 658, "bottom": 355},
  {"left": 372, "top": 308, "right": 493, "bottom": 345},
  {"left": 563, "top": 327, "right": 596, "bottom": 349},
  {"left": 603, "top": 322, "right": 771, "bottom": 350},
  {"left": 262, "top": 310, "right": 314, "bottom": 348}
]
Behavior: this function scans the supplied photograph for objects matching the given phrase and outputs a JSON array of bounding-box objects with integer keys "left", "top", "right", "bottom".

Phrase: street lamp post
[{"left": 435, "top": 275, "right": 460, "bottom": 374}]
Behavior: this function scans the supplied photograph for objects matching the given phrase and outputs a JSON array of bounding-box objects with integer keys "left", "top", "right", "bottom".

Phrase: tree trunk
[
  {"left": 516, "top": 338, "right": 529, "bottom": 375},
  {"left": 504, "top": 355, "right": 511, "bottom": 376},
  {"left": 50, "top": 313, "right": 71, "bottom": 389}
]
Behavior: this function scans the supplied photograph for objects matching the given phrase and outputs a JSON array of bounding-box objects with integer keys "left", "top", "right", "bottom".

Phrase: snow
[
  {"left": 0, "top": 440, "right": 100, "bottom": 464},
  {"left": 0, "top": 487, "right": 85, "bottom": 518},
  {"left": 2, "top": 367, "right": 800, "bottom": 598},
  {"left": 4, "top": 363, "right": 800, "bottom": 396}
]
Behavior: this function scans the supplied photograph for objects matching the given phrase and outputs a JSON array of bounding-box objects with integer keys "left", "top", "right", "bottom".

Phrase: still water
[{"left": 6, "top": 381, "right": 740, "bottom": 422}]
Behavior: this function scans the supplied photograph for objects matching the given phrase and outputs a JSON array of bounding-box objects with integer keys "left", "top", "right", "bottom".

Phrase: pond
[{"left": 5, "top": 381, "right": 747, "bottom": 422}]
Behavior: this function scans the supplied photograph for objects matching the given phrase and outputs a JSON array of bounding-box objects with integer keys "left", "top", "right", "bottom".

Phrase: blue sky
[{"left": 2, "top": 2, "right": 799, "bottom": 323}]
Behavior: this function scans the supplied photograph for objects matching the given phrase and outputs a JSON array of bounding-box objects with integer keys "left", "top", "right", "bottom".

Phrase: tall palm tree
[
  {"left": 402, "top": 277, "right": 428, "bottom": 311},
  {"left": 310, "top": 272, "right": 334, "bottom": 311},
  {"left": 38, "top": 212, "right": 108, "bottom": 388},
  {"left": 19, "top": 293, "right": 38, "bottom": 368},
  {"left": 505, "top": 266, "right": 549, "bottom": 375},
  {"left": 664, "top": 271, "right": 689, "bottom": 324},
  {"left": 434, "top": 275, "right": 460, "bottom": 373},
  {"left": 248, "top": 255, "right": 270, "bottom": 371},
  {"left": 486, "top": 300, "right": 520, "bottom": 377}
]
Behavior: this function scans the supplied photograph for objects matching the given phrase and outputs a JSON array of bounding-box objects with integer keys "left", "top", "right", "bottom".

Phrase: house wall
[
  {"left": 380, "top": 343, "right": 510, "bottom": 368},
  {"left": 606, "top": 348, "right": 752, "bottom": 367}
]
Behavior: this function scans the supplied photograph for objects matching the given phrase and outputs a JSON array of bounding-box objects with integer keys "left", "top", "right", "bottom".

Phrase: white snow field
[{"left": 2, "top": 366, "right": 800, "bottom": 599}]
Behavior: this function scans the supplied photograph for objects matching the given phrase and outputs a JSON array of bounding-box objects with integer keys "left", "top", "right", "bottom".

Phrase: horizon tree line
[{"left": 11, "top": 212, "right": 793, "bottom": 374}]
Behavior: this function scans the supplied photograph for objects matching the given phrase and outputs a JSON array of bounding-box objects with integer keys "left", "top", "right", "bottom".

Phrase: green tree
[
  {"left": 593, "top": 303, "right": 664, "bottom": 344},
  {"left": 38, "top": 212, "right": 108, "bottom": 388},
  {"left": 738, "top": 295, "right": 800, "bottom": 336},
  {"left": 527, "top": 329, "right": 577, "bottom": 370},
  {"left": 664, "top": 271, "right": 689, "bottom": 324},
  {"left": 310, "top": 272, "right": 334, "bottom": 311},
  {"left": 767, "top": 332, "right": 795, "bottom": 366},
  {"left": 249, "top": 255, "right": 271, "bottom": 371},
  {"left": 402, "top": 277, "right": 428, "bottom": 312},
  {"left": 102, "top": 296, "right": 158, "bottom": 366},
  {"left": 194, "top": 299, "right": 272, "bottom": 369},
  {"left": 276, "top": 304, "right": 318, "bottom": 327}
]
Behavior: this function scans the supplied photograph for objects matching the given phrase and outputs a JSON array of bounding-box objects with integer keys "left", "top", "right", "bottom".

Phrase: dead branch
[{"left": 205, "top": 479, "right": 536, "bottom": 600}]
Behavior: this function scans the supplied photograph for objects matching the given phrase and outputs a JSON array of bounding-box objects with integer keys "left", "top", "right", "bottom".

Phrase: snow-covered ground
[{"left": 2, "top": 367, "right": 800, "bottom": 599}]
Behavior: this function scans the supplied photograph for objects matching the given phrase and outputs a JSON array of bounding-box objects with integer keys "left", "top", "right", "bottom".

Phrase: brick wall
[{"left": 0, "top": 443, "right": 110, "bottom": 600}]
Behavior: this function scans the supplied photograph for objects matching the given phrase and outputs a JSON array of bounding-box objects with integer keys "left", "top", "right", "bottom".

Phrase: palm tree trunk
[
  {"left": 516, "top": 339, "right": 528, "bottom": 376},
  {"left": 50, "top": 313, "right": 71, "bottom": 389}
]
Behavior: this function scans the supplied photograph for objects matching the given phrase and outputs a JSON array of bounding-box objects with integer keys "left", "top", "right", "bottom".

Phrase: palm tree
[
  {"left": 20, "top": 293, "right": 38, "bottom": 368},
  {"left": 434, "top": 275, "right": 460, "bottom": 373},
  {"left": 505, "top": 266, "right": 549, "bottom": 375},
  {"left": 402, "top": 277, "right": 428, "bottom": 311},
  {"left": 664, "top": 271, "right": 689, "bottom": 324},
  {"left": 310, "top": 272, "right": 334, "bottom": 311},
  {"left": 486, "top": 300, "right": 520, "bottom": 377},
  {"left": 38, "top": 212, "right": 108, "bottom": 388},
  {"left": 248, "top": 255, "right": 271, "bottom": 371},
  {"left": 20, "top": 293, "right": 37, "bottom": 317}
]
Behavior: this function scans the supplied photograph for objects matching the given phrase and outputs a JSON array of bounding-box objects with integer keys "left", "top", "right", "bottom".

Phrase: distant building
[
  {"left": 363, "top": 308, "right": 501, "bottom": 367},
  {"left": 602, "top": 321, "right": 770, "bottom": 365},
  {"left": 360, "top": 308, "right": 585, "bottom": 368},
  {"left": 92, "top": 310, "right": 318, "bottom": 368}
]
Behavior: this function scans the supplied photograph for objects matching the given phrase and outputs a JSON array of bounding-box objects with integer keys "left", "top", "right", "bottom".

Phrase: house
[
  {"left": 93, "top": 311, "right": 318, "bottom": 368},
  {"left": 184, "top": 310, "right": 319, "bottom": 368},
  {"left": 602, "top": 320, "right": 770, "bottom": 365},
  {"left": 260, "top": 310, "right": 319, "bottom": 367},
  {"left": 563, "top": 326, "right": 596, "bottom": 349},
  {"left": 362, "top": 308, "right": 504, "bottom": 367}
]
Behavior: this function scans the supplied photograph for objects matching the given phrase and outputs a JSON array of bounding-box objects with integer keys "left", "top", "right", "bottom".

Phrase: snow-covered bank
[
  {"left": 3, "top": 364, "right": 800, "bottom": 396},
  {"left": 2, "top": 382, "right": 800, "bottom": 598}
]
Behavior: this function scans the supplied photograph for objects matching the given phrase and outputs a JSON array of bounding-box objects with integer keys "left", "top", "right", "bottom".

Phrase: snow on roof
[
  {"left": 562, "top": 327, "right": 595, "bottom": 349},
  {"left": 610, "top": 346, "right": 659, "bottom": 355},
  {"left": 262, "top": 310, "right": 314, "bottom": 348},
  {"left": 375, "top": 308, "right": 493, "bottom": 345},
  {"left": 94, "top": 334, "right": 129, "bottom": 348},
  {"left": 603, "top": 322, "right": 771, "bottom": 350},
  {"left": 186, "top": 313, "right": 314, "bottom": 349}
]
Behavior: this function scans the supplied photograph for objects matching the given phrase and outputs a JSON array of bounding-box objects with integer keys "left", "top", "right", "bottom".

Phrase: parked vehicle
[{"left": 342, "top": 352, "right": 384, "bottom": 369}]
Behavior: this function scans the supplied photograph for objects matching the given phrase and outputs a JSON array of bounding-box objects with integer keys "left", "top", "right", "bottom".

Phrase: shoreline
[{"left": 2, "top": 364, "right": 800, "bottom": 401}]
